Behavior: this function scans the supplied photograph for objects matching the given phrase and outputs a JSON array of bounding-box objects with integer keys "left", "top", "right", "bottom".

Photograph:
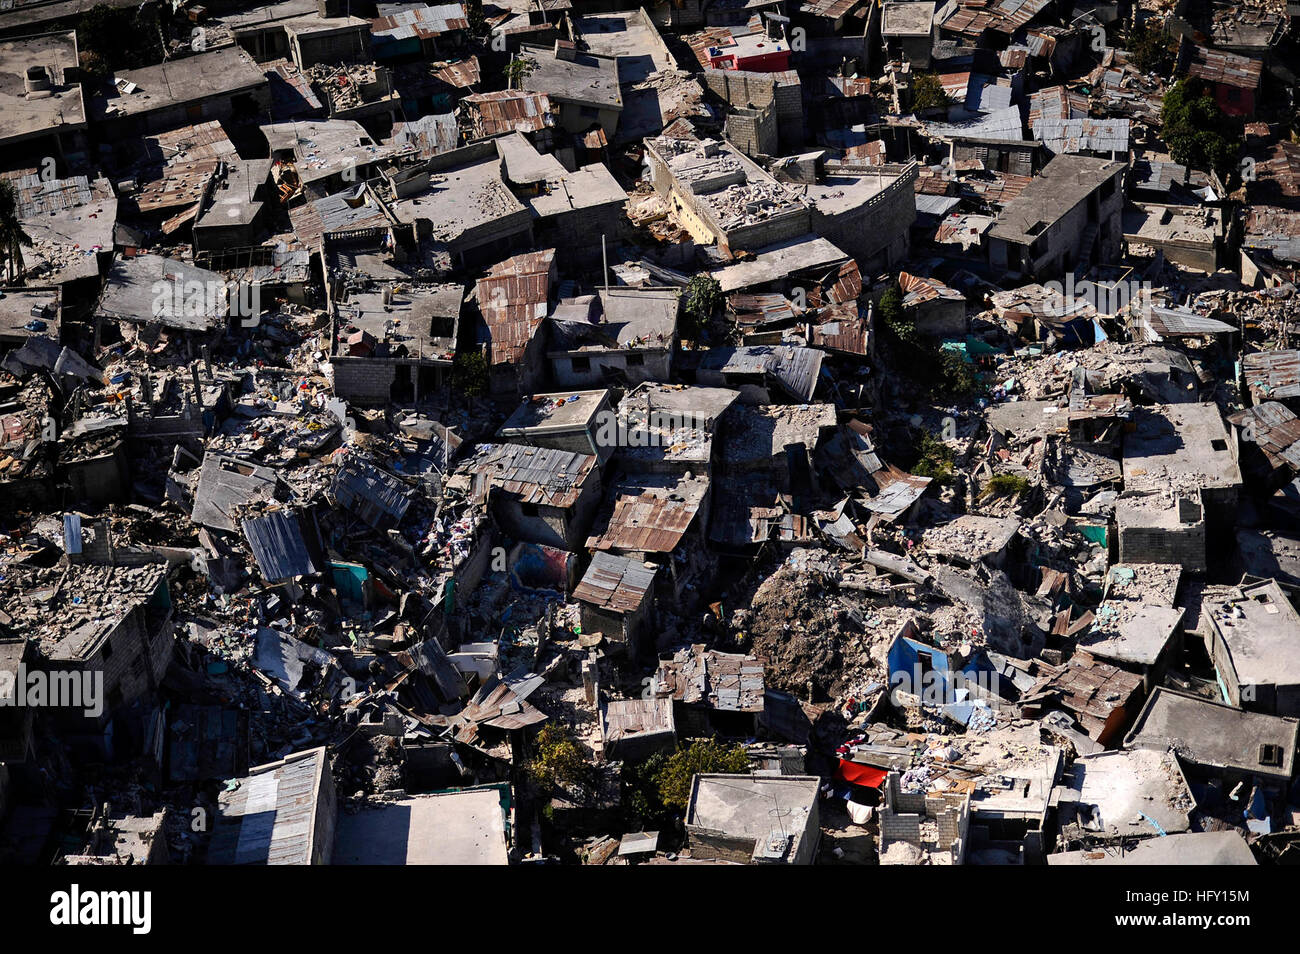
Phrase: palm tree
[
  {"left": 0, "top": 180, "right": 33, "bottom": 286},
  {"left": 505, "top": 56, "right": 537, "bottom": 91}
]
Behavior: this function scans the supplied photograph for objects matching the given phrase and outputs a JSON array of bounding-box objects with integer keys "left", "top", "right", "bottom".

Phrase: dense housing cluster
[{"left": 0, "top": 0, "right": 1297, "bottom": 867}]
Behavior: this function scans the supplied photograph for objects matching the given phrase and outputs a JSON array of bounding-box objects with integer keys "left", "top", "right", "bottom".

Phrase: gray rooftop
[
  {"left": 1124, "top": 687, "right": 1299, "bottom": 781},
  {"left": 989, "top": 155, "right": 1125, "bottom": 244},
  {"left": 333, "top": 787, "right": 509, "bottom": 864},
  {"left": 0, "top": 30, "right": 86, "bottom": 145},
  {"left": 520, "top": 43, "right": 622, "bottom": 110}
]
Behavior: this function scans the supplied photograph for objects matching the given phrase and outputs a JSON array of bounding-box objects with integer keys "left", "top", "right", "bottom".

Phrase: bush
[
  {"left": 1126, "top": 21, "right": 1176, "bottom": 74},
  {"left": 452, "top": 349, "right": 488, "bottom": 397},
  {"left": 911, "top": 430, "right": 954, "bottom": 482},
  {"left": 911, "top": 73, "right": 949, "bottom": 113},
  {"left": 654, "top": 739, "right": 750, "bottom": 810},
  {"left": 981, "top": 474, "right": 1032, "bottom": 499},
  {"left": 527, "top": 724, "right": 587, "bottom": 791}
]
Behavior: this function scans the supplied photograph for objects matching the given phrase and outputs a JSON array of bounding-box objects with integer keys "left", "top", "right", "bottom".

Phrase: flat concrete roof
[
  {"left": 1121, "top": 403, "right": 1242, "bottom": 494},
  {"left": 989, "top": 154, "right": 1125, "bottom": 244},
  {"left": 1207, "top": 579, "right": 1300, "bottom": 689},
  {"left": 1125, "top": 687, "right": 1299, "bottom": 781},
  {"left": 333, "top": 788, "right": 509, "bottom": 864},
  {"left": 1077, "top": 602, "right": 1183, "bottom": 668},
  {"left": 882, "top": 2, "right": 936, "bottom": 36},
  {"left": 577, "top": 13, "right": 673, "bottom": 85},
  {"left": 500, "top": 389, "right": 609, "bottom": 434},
  {"left": 520, "top": 43, "right": 622, "bottom": 110},
  {"left": 1048, "top": 830, "right": 1256, "bottom": 865},
  {"left": 1059, "top": 748, "right": 1193, "bottom": 839},
  {"left": 0, "top": 31, "right": 86, "bottom": 145},
  {"left": 392, "top": 153, "right": 527, "bottom": 245},
  {"left": 90, "top": 47, "right": 267, "bottom": 122},
  {"left": 687, "top": 774, "right": 818, "bottom": 861},
  {"left": 0, "top": 286, "right": 58, "bottom": 341}
]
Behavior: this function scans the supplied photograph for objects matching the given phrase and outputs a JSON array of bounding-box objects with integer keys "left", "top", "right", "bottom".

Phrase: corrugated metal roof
[
  {"left": 654, "top": 645, "right": 764, "bottom": 712},
  {"left": 242, "top": 510, "right": 324, "bottom": 582},
  {"left": 332, "top": 455, "right": 413, "bottom": 528},
  {"left": 209, "top": 747, "right": 329, "bottom": 865},
  {"left": 1244, "top": 350, "right": 1300, "bottom": 401},
  {"left": 1033, "top": 117, "right": 1129, "bottom": 155},
  {"left": 1184, "top": 44, "right": 1263, "bottom": 90},
  {"left": 586, "top": 476, "right": 709, "bottom": 554},
  {"left": 372, "top": 3, "right": 469, "bottom": 40},
  {"left": 469, "top": 441, "right": 596, "bottom": 508},
  {"left": 462, "top": 90, "right": 554, "bottom": 138},
  {"left": 573, "top": 551, "right": 658, "bottom": 612},
  {"left": 477, "top": 249, "right": 555, "bottom": 366}
]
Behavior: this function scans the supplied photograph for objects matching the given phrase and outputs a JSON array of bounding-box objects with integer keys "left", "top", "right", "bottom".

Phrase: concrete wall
[
  {"left": 550, "top": 348, "right": 672, "bottom": 390},
  {"left": 725, "top": 103, "right": 778, "bottom": 157},
  {"left": 810, "top": 164, "right": 917, "bottom": 273}
]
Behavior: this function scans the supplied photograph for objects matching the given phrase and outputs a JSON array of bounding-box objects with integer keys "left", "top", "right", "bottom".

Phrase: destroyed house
[
  {"left": 572, "top": 551, "right": 659, "bottom": 657},
  {"left": 686, "top": 774, "right": 821, "bottom": 864},
  {"left": 16, "top": 173, "right": 117, "bottom": 295},
  {"left": 330, "top": 282, "right": 461, "bottom": 405},
  {"left": 1125, "top": 688, "right": 1299, "bottom": 786},
  {"left": 464, "top": 442, "right": 601, "bottom": 551},
  {"left": 519, "top": 41, "right": 622, "bottom": 137},
  {"left": 1021, "top": 651, "right": 1144, "bottom": 747},
  {"left": 0, "top": 563, "right": 173, "bottom": 737},
  {"left": 89, "top": 47, "right": 271, "bottom": 137},
  {"left": 879, "top": 770, "right": 970, "bottom": 865},
  {"left": 614, "top": 383, "right": 739, "bottom": 476},
  {"left": 547, "top": 287, "right": 679, "bottom": 390},
  {"left": 1054, "top": 748, "right": 1194, "bottom": 844},
  {"left": 987, "top": 155, "right": 1126, "bottom": 279},
  {"left": 653, "top": 645, "right": 764, "bottom": 737},
  {"left": 209, "top": 747, "right": 337, "bottom": 865},
  {"left": 1205, "top": 579, "right": 1300, "bottom": 719},
  {"left": 498, "top": 389, "right": 617, "bottom": 468},
  {"left": 644, "top": 130, "right": 811, "bottom": 254},
  {"left": 476, "top": 248, "right": 556, "bottom": 395}
]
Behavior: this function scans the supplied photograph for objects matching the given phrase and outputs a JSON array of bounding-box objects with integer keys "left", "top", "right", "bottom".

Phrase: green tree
[
  {"left": 76, "top": 3, "right": 163, "bottom": 77},
  {"left": 911, "top": 73, "right": 949, "bottom": 113},
  {"left": 653, "top": 739, "right": 750, "bottom": 811},
  {"left": 527, "top": 724, "right": 587, "bottom": 791},
  {"left": 0, "top": 180, "right": 33, "bottom": 285},
  {"left": 505, "top": 56, "right": 538, "bottom": 90},
  {"left": 1161, "top": 80, "right": 1240, "bottom": 179},
  {"left": 682, "top": 273, "right": 722, "bottom": 341},
  {"left": 1126, "top": 21, "right": 1176, "bottom": 74},
  {"left": 452, "top": 349, "right": 489, "bottom": 397}
]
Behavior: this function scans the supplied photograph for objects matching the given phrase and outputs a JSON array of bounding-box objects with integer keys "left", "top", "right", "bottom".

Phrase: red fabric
[{"left": 836, "top": 760, "right": 887, "bottom": 788}]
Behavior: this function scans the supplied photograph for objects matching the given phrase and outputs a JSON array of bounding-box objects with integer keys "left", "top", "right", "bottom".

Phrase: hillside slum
[{"left": 0, "top": 0, "right": 1298, "bottom": 867}]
